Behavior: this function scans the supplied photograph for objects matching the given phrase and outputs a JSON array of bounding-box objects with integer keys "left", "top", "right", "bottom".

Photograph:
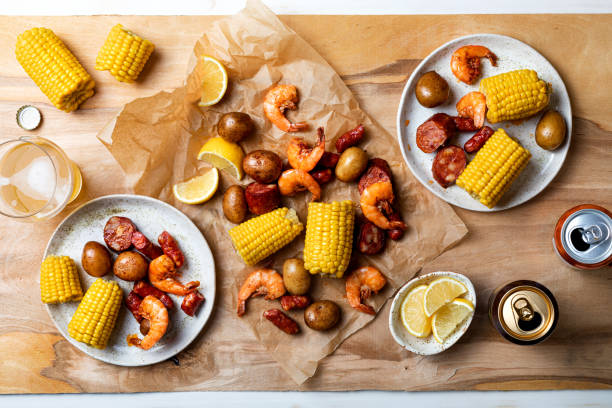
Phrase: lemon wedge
[
  {"left": 197, "top": 55, "right": 228, "bottom": 107},
  {"left": 423, "top": 277, "right": 467, "bottom": 317},
  {"left": 173, "top": 168, "right": 219, "bottom": 204},
  {"left": 400, "top": 285, "right": 431, "bottom": 338},
  {"left": 197, "top": 137, "right": 245, "bottom": 180},
  {"left": 431, "top": 298, "right": 474, "bottom": 344}
]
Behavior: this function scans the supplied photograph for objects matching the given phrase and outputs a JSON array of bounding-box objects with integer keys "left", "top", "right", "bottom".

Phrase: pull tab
[
  {"left": 582, "top": 223, "right": 609, "bottom": 245},
  {"left": 513, "top": 297, "right": 533, "bottom": 321}
]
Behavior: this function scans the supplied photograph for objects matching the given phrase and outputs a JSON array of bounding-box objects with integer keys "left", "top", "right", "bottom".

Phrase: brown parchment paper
[{"left": 97, "top": 0, "right": 467, "bottom": 384}]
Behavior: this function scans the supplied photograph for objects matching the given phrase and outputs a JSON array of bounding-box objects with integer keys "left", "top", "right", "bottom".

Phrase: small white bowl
[{"left": 389, "top": 271, "right": 476, "bottom": 355}]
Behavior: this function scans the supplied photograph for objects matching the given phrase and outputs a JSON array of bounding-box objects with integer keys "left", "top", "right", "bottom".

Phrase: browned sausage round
[
  {"left": 464, "top": 126, "right": 494, "bottom": 153},
  {"left": 158, "top": 231, "right": 185, "bottom": 268},
  {"left": 181, "top": 291, "right": 205, "bottom": 316},
  {"left": 280, "top": 295, "right": 312, "bottom": 311},
  {"left": 357, "top": 221, "right": 386, "bottom": 255},
  {"left": 358, "top": 158, "right": 392, "bottom": 195},
  {"left": 318, "top": 152, "right": 340, "bottom": 169},
  {"left": 263, "top": 309, "right": 300, "bottom": 334},
  {"left": 336, "top": 124, "right": 365, "bottom": 153},
  {"left": 245, "top": 182, "right": 280, "bottom": 215},
  {"left": 452, "top": 116, "right": 478, "bottom": 132},
  {"left": 103, "top": 216, "right": 136, "bottom": 252},
  {"left": 432, "top": 145, "right": 467, "bottom": 188},
  {"left": 131, "top": 231, "right": 163, "bottom": 260},
  {"left": 416, "top": 113, "right": 457, "bottom": 153},
  {"left": 386, "top": 212, "right": 405, "bottom": 241},
  {"left": 310, "top": 168, "right": 333, "bottom": 185}
]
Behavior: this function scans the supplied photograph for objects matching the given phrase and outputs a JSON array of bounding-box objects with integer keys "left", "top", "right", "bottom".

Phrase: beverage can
[
  {"left": 489, "top": 280, "right": 558, "bottom": 345},
  {"left": 553, "top": 204, "right": 612, "bottom": 270}
]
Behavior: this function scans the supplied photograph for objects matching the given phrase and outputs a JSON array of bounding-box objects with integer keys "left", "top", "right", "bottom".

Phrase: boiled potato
[
  {"left": 81, "top": 241, "right": 112, "bottom": 277},
  {"left": 113, "top": 251, "right": 148, "bottom": 281},
  {"left": 217, "top": 112, "right": 255, "bottom": 143},
  {"left": 335, "top": 147, "right": 368, "bottom": 182},
  {"left": 242, "top": 150, "right": 283, "bottom": 183},
  {"left": 223, "top": 185, "right": 247, "bottom": 223},
  {"left": 282, "top": 258, "right": 311, "bottom": 295},
  {"left": 304, "top": 300, "right": 341, "bottom": 331},
  {"left": 415, "top": 71, "right": 449, "bottom": 108},
  {"left": 535, "top": 110, "right": 566, "bottom": 150}
]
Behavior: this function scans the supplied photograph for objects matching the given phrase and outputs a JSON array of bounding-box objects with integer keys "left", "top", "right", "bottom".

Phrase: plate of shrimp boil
[
  {"left": 42, "top": 194, "right": 215, "bottom": 366},
  {"left": 397, "top": 33, "right": 572, "bottom": 211}
]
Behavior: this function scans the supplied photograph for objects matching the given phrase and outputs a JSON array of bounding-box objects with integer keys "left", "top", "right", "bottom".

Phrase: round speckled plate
[
  {"left": 389, "top": 272, "right": 476, "bottom": 355},
  {"left": 43, "top": 194, "right": 215, "bottom": 366},
  {"left": 397, "top": 34, "right": 572, "bottom": 211}
]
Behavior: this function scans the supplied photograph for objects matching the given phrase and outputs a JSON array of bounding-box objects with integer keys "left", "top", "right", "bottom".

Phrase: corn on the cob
[
  {"left": 303, "top": 200, "right": 354, "bottom": 278},
  {"left": 68, "top": 279, "right": 122, "bottom": 349},
  {"left": 457, "top": 128, "right": 530, "bottom": 208},
  {"left": 40, "top": 255, "right": 83, "bottom": 304},
  {"left": 479, "top": 69, "right": 550, "bottom": 124},
  {"left": 229, "top": 207, "right": 304, "bottom": 266},
  {"left": 95, "top": 24, "right": 155, "bottom": 83},
  {"left": 15, "top": 27, "right": 95, "bottom": 112}
]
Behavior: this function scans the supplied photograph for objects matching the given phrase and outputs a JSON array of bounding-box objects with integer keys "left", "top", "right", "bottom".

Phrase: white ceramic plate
[
  {"left": 43, "top": 194, "right": 215, "bottom": 366},
  {"left": 397, "top": 34, "right": 572, "bottom": 211},
  {"left": 389, "top": 271, "right": 476, "bottom": 355}
]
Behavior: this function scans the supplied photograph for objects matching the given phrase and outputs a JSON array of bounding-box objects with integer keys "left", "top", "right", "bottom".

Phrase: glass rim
[{"left": 0, "top": 136, "right": 58, "bottom": 219}]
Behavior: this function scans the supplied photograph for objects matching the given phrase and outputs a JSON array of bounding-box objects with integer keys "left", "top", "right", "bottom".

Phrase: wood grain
[{"left": 0, "top": 14, "right": 611, "bottom": 393}]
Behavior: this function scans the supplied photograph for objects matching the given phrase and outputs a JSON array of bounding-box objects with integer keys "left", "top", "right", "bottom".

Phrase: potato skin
[
  {"left": 81, "top": 241, "right": 112, "bottom": 277},
  {"left": 415, "top": 71, "right": 449, "bottom": 108},
  {"left": 113, "top": 251, "right": 148, "bottom": 281},
  {"left": 218, "top": 112, "right": 254, "bottom": 143},
  {"left": 223, "top": 185, "right": 248, "bottom": 224},
  {"left": 243, "top": 150, "right": 283, "bottom": 183},
  {"left": 282, "top": 258, "right": 311, "bottom": 295},
  {"left": 335, "top": 147, "right": 368, "bottom": 182},
  {"left": 304, "top": 300, "right": 341, "bottom": 331},
  {"left": 535, "top": 110, "right": 566, "bottom": 150}
]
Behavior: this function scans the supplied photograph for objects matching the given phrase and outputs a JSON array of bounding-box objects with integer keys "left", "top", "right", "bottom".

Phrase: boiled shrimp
[
  {"left": 278, "top": 168, "right": 321, "bottom": 201},
  {"left": 237, "top": 268, "right": 286, "bottom": 316},
  {"left": 149, "top": 254, "right": 199, "bottom": 296},
  {"left": 456, "top": 91, "right": 487, "bottom": 129},
  {"left": 263, "top": 84, "right": 309, "bottom": 132},
  {"left": 127, "top": 295, "right": 169, "bottom": 350},
  {"left": 360, "top": 181, "right": 407, "bottom": 230},
  {"left": 450, "top": 45, "right": 497, "bottom": 84},
  {"left": 287, "top": 127, "right": 326, "bottom": 171},
  {"left": 345, "top": 266, "right": 387, "bottom": 315}
]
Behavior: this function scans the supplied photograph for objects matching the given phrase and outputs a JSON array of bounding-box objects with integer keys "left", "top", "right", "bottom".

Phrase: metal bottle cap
[
  {"left": 16, "top": 105, "right": 42, "bottom": 130},
  {"left": 560, "top": 208, "right": 612, "bottom": 265}
]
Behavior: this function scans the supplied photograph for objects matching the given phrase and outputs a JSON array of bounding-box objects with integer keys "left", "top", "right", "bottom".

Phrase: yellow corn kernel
[
  {"left": 40, "top": 255, "right": 83, "bottom": 304},
  {"left": 15, "top": 27, "right": 95, "bottom": 112},
  {"left": 96, "top": 24, "right": 155, "bottom": 83},
  {"left": 303, "top": 200, "right": 354, "bottom": 278},
  {"left": 457, "top": 128, "right": 530, "bottom": 208},
  {"left": 68, "top": 279, "right": 122, "bottom": 349},
  {"left": 479, "top": 69, "right": 550, "bottom": 123},
  {"left": 229, "top": 207, "right": 304, "bottom": 266}
]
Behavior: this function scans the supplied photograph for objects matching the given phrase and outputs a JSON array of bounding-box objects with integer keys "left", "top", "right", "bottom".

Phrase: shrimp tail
[
  {"left": 355, "top": 304, "right": 376, "bottom": 315},
  {"left": 237, "top": 301, "right": 246, "bottom": 317}
]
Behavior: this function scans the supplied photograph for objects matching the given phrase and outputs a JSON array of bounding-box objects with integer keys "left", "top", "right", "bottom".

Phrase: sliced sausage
[
  {"left": 280, "top": 295, "right": 312, "bottom": 311},
  {"left": 133, "top": 280, "right": 174, "bottom": 310},
  {"left": 103, "top": 216, "right": 136, "bottom": 252},
  {"left": 432, "top": 145, "right": 467, "bottom": 188},
  {"left": 181, "top": 291, "right": 205, "bottom": 316},
  {"left": 125, "top": 291, "right": 143, "bottom": 322},
  {"left": 131, "top": 231, "right": 163, "bottom": 260},
  {"left": 318, "top": 152, "right": 340, "bottom": 169},
  {"left": 357, "top": 158, "right": 392, "bottom": 195},
  {"left": 416, "top": 113, "right": 457, "bottom": 153},
  {"left": 245, "top": 182, "right": 281, "bottom": 215},
  {"left": 464, "top": 126, "right": 494, "bottom": 153},
  {"left": 263, "top": 309, "right": 300, "bottom": 334},
  {"left": 386, "top": 212, "right": 405, "bottom": 240},
  {"left": 158, "top": 231, "right": 185, "bottom": 268},
  {"left": 357, "top": 221, "right": 386, "bottom": 255},
  {"left": 336, "top": 124, "right": 365, "bottom": 153},
  {"left": 452, "top": 116, "right": 478, "bottom": 132},
  {"left": 310, "top": 168, "right": 333, "bottom": 185}
]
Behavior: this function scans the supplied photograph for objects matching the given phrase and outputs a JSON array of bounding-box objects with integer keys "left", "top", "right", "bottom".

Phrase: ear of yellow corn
[
  {"left": 95, "top": 24, "right": 155, "bottom": 83},
  {"left": 457, "top": 128, "right": 531, "bottom": 208},
  {"left": 229, "top": 207, "right": 304, "bottom": 266},
  {"left": 68, "top": 279, "right": 122, "bottom": 349},
  {"left": 303, "top": 200, "right": 354, "bottom": 278},
  {"left": 40, "top": 255, "right": 83, "bottom": 304},
  {"left": 479, "top": 69, "right": 550, "bottom": 124},
  {"left": 15, "top": 27, "right": 95, "bottom": 112}
]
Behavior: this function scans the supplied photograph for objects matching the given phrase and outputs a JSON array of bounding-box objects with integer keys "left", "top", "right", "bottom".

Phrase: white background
[{"left": 2, "top": 1, "right": 612, "bottom": 407}]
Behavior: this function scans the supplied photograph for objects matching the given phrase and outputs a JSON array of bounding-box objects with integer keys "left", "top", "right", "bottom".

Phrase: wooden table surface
[{"left": 0, "top": 14, "right": 611, "bottom": 393}]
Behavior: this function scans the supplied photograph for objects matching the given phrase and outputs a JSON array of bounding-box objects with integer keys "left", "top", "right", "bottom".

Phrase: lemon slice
[
  {"left": 400, "top": 285, "right": 431, "bottom": 338},
  {"left": 431, "top": 298, "right": 474, "bottom": 344},
  {"left": 173, "top": 168, "right": 219, "bottom": 204},
  {"left": 197, "top": 55, "right": 228, "bottom": 107},
  {"left": 197, "top": 137, "right": 245, "bottom": 180},
  {"left": 423, "top": 277, "right": 467, "bottom": 317}
]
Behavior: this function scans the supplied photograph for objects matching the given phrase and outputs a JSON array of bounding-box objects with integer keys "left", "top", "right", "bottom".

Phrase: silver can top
[
  {"left": 16, "top": 105, "right": 41, "bottom": 130},
  {"left": 560, "top": 208, "right": 612, "bottom": 265}
]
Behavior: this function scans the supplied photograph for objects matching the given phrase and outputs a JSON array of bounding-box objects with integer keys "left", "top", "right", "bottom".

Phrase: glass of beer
[{"left": 0, "top": 136, "right": 82, "bottom": 222}]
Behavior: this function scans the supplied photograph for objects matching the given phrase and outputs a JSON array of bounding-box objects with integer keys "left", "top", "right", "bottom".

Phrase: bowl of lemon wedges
[{"left": 389, "top": 271, "right": 476, "bottom": 355}]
